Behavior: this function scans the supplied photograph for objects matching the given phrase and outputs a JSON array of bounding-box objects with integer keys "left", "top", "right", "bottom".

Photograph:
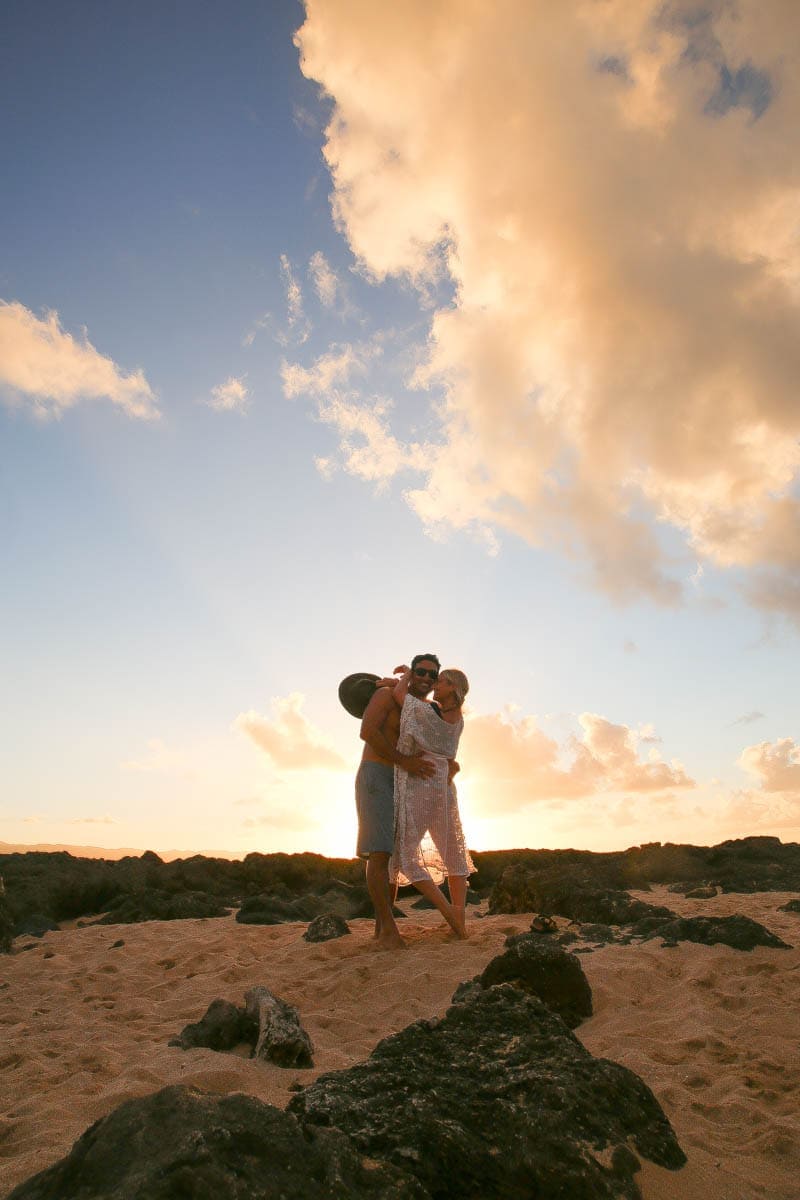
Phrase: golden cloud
[
  {"left": 298, "top": 1, "right": 800, "bottom": 617},
  {"left": 460, "top": 707, "right": 692, "bottom": 811},
  {"left": 234, "top": 692, "right": 348, "bottom": 771},
  {"left": 0, "top": 300, "right": 158, "bottom": 420}
]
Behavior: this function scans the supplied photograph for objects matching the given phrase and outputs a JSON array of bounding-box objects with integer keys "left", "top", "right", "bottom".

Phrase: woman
[{"left": 389, "top": 665, "right": 475, "bottom": 938}]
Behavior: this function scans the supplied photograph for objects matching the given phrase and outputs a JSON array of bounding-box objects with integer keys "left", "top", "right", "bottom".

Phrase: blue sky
[{"left": 2, "top": 1, "right": 799, "bottom": 858}]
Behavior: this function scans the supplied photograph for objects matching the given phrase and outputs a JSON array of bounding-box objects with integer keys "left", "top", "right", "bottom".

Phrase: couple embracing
[{"left": 355, "top": 653, "right": 475, "bottom": 950}]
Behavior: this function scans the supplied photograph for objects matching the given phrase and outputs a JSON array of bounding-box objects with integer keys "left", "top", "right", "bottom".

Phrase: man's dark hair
[{"left": 411, "top": 652, "right": 441, "bottom": 672}]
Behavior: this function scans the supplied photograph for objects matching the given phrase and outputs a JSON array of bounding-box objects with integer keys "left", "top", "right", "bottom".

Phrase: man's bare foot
[{"left": 376, "top": 929, "right": 407, "bottom": 950}]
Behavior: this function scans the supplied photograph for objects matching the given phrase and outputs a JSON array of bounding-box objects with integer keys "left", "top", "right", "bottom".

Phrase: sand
[{"left": 1, "top": 887, "right": 798, "bottom": 1199}]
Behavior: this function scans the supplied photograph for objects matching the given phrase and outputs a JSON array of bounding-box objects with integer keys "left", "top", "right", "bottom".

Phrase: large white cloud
[
  {"left": 0, "top": 300, "right": 158, "bottom": 420},
  {"left": 297, "top": 1, "right": 800, "bottom": 617}
]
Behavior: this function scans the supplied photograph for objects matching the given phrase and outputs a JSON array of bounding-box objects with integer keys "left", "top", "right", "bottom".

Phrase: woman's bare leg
[
  {"left": 447, "top": 875, "right": 468, "bottom": 938},
  {"left": 412, "top": 877, "right": 465, "bottom": 938}
]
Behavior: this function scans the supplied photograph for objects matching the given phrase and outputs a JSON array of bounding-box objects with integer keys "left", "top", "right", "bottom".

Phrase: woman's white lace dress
[{"left": 390, "top": 694, "right": 476, "bottom": 887}]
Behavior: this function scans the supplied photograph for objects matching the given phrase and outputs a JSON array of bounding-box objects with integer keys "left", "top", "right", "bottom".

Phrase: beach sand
[{"left": 1, "top": 886, "right": 798, "bottom": 1198}]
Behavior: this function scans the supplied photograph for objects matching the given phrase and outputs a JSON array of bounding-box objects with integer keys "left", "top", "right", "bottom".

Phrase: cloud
[
  {"left": 208, "top": 375, "right": 249, "bottom": 412},
  {"left": 234, "top": 692, "right": 348, "bottom": 771},
  {"left": 730, "top": 710, "right": 765, "bottom": 727},
  {"left": 0, "top": 300, "right": 158, "bottom": 420},
  {"left": 281, "top": 341, "right": 430, "bottom": 486},
  {"left": 243, "top": 806, "right": 317, "bottom": 831},
  {"left": 121, "top": 739, "right": 197, "bottom": 779},
  {"left": 738, "top": 737, "right": 800, "bottom": 793},
  {"left": 281, "top": 343, "right": 370, "bottom": 398},
  {"left": 279, "top": 254, "right": 310, "bottom": 345},
  {"left": 309, "top": 251, "right": 340, "bottom": 308},
  {"left": 67, "top": 816, "right": 116, "bottom": 825},
  {"left": 242, "top": 312, "right": 271, "bottom": 347},
  {"left": 297, "top": 2, "right": 800, "bottom": 616},
  {"left": 460, "top": 707, "right": 693, "bottom": 812}
]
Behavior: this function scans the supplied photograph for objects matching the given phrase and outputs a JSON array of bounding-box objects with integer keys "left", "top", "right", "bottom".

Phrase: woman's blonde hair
[{"left": 440, "top": 668, "right": 469, "bottom": 707}]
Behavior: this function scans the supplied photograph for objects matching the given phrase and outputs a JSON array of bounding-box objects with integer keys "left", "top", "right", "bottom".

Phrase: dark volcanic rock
[
  {"left": 489, "top": 864, "right": 673, "bottom": 925},
  {"left": 169, "top": 999, "right": 255, "bottom": 1052},
  {"left": 170, "top": 988, "right": 314, "bottom": 1068},
  {"left": 290, "top": 984, "right": 685, "bottom": 1199},
  {"left": 632, "top": 914, "right": 790, "bottom": 950},
  {"left": 6, "top": 1084, "right": 425, "bottom": 1200},
  {"left": 97, "top": 888, "right": 230, "bottom": 924},
  {"left": 778, "top": 898, "right": 800, "bottom": 913},
  {"left": 236, "top": 893, "right": 321, "bottom": 925},
  {"left": 577, "top": 922, "right": 618, "bottom": 944},
  {"left": 13, "top": 913, "right": 59, "bottom": 938},
  {"left": 478, "top": 935, "right": 593, "bottom": 1027},
  {"left": 245, "top": 986, "right": 314, "bottom": 1068},
  {"left": 684, "top": 886, "right": 717, "bottom": 899},
  {"left": 1, "top": 878, "right": 14, "bottom": 952},
  {"left": 304, "top": 913, "right": 351, "bottom": 942}
]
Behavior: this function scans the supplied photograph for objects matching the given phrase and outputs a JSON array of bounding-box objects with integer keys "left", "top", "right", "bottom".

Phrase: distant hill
[{"left": 0, "top": 840, "right": 240, "bottom": 862}]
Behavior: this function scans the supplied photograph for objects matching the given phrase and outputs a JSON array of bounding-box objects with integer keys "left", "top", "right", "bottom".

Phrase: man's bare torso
[{"left": 360, "top": 687, "right": 400, "bottom": 767}]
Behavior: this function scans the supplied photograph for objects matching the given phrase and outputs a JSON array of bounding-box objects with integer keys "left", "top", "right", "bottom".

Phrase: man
[{"left": 356, "top": 653, "right": 440, "bottom": 949}]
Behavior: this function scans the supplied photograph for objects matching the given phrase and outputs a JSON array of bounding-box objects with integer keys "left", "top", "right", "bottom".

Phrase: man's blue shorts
[{"left": 355, "top": 761, "right": 395, "bottom": 857}]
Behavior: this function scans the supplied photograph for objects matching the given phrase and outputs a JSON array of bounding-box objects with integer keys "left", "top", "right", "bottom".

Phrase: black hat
[{"left": 338, "top": 672, "right": 380, "bottom": 718}]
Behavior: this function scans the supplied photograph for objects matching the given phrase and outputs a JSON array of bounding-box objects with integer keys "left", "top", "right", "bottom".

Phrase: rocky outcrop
[
  {"left": 6, "top": 1084, "right": 425, "bottom": 1200},
  {"left": 3, "top": 839, "right": 798, "bottom": 932},
  {"left": 631, "top": 913, "right": 791, "bottom": 951},
  {"left": 489, "top": 864, "right": 673, "bottom": 924},
  {"left": 304, "top": 913, "right": 351, "bottom": 942},
  {"left": 235, "top": 888, "right": 377, "bottom": 926},
  {"left": 236, "top": 893, "right": 321, "bottom": 924},
  {"left": 0, "top": 877, "right": 13, "bottom": 953},
  {"left": 98, "top": 888, "right": 230, "bottom": 924},
  {"left": 290, "top": 983, "right": 686, "bottom": 1199},
  {"left": 12, "top": 913, "right": 60, "bottom": 938}
]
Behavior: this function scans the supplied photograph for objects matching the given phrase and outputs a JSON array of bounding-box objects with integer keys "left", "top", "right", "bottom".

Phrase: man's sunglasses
[{"left": 413, "top": 667, "right": 439, "bottom": 680}]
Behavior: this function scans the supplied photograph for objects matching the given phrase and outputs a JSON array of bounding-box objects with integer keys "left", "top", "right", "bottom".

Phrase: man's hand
[{"left": 402, "top": 754, "right": 436, "bottom": 779}]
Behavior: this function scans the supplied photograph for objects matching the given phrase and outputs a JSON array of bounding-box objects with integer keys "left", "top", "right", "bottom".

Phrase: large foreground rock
[
  {"left": 290, "top": 983, "right": 686, "bottom": 1199},
  {"left": 6, "top": 1085, "right": 424, "bottom": 1200}
]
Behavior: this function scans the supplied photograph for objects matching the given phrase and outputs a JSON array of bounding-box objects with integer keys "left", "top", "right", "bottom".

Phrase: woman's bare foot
[{"left": 447, "top": 905, "right": 467, "bottom": 939}]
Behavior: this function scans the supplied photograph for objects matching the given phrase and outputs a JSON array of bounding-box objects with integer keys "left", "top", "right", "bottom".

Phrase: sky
[{"left": 2, "top": 0, "right": 799, "bottom": 861}]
